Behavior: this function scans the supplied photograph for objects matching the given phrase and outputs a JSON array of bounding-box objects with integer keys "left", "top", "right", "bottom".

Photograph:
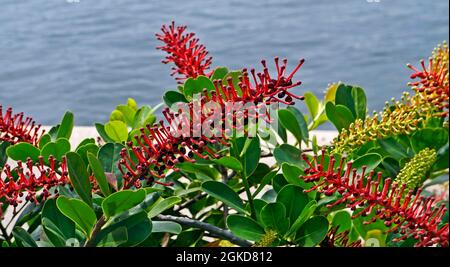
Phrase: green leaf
[
  {"left": 6, "top": 142, "right": 40, "bottom": 162},
  {"left": 57, "top": 111, "right": 74, "bottom": 139},
  {"left": 75, "top": 138, "right": 95, "bottom": 151},
  {"left": 351, "top": 153, "right": 382, "bottom": 174},
  {"left": 127, "top": 98, "right": 138, "bottom": 110},
  {"left": 42, "top": 199, "right": 76, "bottom": 247},
  {"left": 66, "top": 152, "right": 92, "bottom": 206},
  {"left": 95, "top": 123, "right": 114, "bottom": 143},
  {"left": 377, "top": 137, "right": 409, "bottom": 160},
  {"left": 201, "top": 181, "right": 246, "bottom": 214},
  {"left": 227, "top": 214, "right": 265, "bottom": 241},
  {"left": 110, "top": 110, "right": 125, "bottom": 122},
  {"left": 56, "top": 197, "right": 97, "bottom": 238},
  {"left": 281, "top": 163, "right": 312, "bottom": 190},
  {"left": 278, "top": 109, "right": 303, "bottom": 144},
  {"left": 40, "top": 138, "right": 71, "bottom": 163},
  {"left": 287, "top": 200, "right": 317, "bottom": 237},
  {"left": 148, "top": 196, "right": 182, "bottom": 218},
  {"left": 253, "top": 171, "right": 277, "bottom": 197},
  {"left": 411, "top": 128, "right": 448, "bottom": 154},
  {"left": 434, "top": 142, "right": 449, "bottom": 170},
  {"left": 163, "top": 90, "right": 189, "bottom": 107},
  {"left": 105, "top": 121, "right": 128, "bottom": 143},
  {"left": 152, "top": 221, "right": 182, "bottom": 234},
  {"left": 0, "top": 141, "right": 11, "bottom": 168},
  {"left": 242, "top": 137, "right": 261, "bottom": 177},
  {"left": 132, "top": 106, "right": 156, "bottom": 129},
  {"left": 12, "top": 227, "right": 37, "bottom": 247},
  {"left": 211, "top": 67, "right": 229, "bottom": 80},
  {"left": 38, "top": 134, "right": 51, "bottom": 149},
  {"left": 277, "top": 185, "right": 309, "bottom": 224},
  {"left": 287, "top": 106, "right": 309, "bottom": 143},
  {"left": 213, "top": 156, "right": 243, "bottom": 171},
  {"left": 304, "top": 92, "right": 320, "bottom": 119},
  {"left": 351, "top": 86, "right": 367, "bottom": 120},
  {"left": 295, "top": 216, "right": 329, "bottom": 246},
  {"left": 87, "top": 152, "right": 111, "bottom": 196},
  {"left": 95, "top": 211, "right": 152, "bottom": 247},
  {"left": 335, "top": 84, "right": 356, "bottom": 117},
  {"left": 331, "top": 210, "right": 352, "bottom": 233},
  {"left": 260, "top": 202, "right": 289, "bottom": 234},
  {"left": 273, "top": 144, "right": 304, "bottom": 166},
  {"left": 96, "top": 227, "right": 128, "bottom": 247},
  {"left": 116, "top": 104, "right": 136, "bottom": 126},
  {"left": 98, "top": 143, "right": 125, "bottom": 188},
  {"left": 325, "top": 102, "right": 355, "bottom": 132},
  {"left": 183, "top": 76, "right": 215, "bottom": 99},
  {"left": 75, "top": 143, "right": 99, "bottom": 166},
  {"left": 102, "top": 189, "right": 145, "bottom": 218}
]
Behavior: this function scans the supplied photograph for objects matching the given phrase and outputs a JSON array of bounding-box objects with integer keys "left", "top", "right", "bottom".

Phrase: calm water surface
[{"left": 0, "top": 0, "right": 448, "bottom": 127}]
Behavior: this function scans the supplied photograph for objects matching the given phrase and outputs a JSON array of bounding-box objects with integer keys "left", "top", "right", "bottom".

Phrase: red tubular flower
[
  {"left": 407, "top": 44, "right": 449, "bottom": 117},
  {"left": 300, "top": 148, "right": 449, "bottom": 247},
  {"left": 0, "top": 156, "right": 68, "bottom": 216},
  {"left": 156, "top": 21, "right": 213, "bottom": 82},
  {"left": 0, "top": 106, "right": 44, "bottom": 146},
  {"left": 119, "top": 57, "right": 305, "bottom": 188}
]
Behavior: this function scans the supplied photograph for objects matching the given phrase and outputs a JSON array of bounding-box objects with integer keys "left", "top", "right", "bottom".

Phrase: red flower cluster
[
  {"left": 0, "top": 156, "right": 68, "bottom": 218},
  {"left": 407, "top": 47, "right": 449, "bottom": 117},
  {"left": 0, "top": 106, "right": 44, "bottom": 146},
  {"left": 156, "top": 21, "right": 213, "bottom": 82},
  {"left": 119, "top": 58, "right": 304, "bottom": 188},
  {"left": 300, "top": 148, "right": 449, "bottom": 247}
]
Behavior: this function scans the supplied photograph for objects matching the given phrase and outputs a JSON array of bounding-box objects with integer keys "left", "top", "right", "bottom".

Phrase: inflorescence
[
  {"left": 300, "top": 148, "right": 448, "bottom": 247},
  {"left": 0, "top": 106, "right": 44, "bottom": 146}
]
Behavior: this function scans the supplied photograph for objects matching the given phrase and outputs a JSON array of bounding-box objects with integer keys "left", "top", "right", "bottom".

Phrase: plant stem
[
  {"left": 241, "top": 172, "right": 256, "bottom": 220},
  {"left": 0, "top": 223, "right": 11, "bottom": 246},
  {"left": 84, "top": 215, "right": 106, "bottom": 247},
  {"left": 156, "top": 214, "right": 252, "bottom": 247}
]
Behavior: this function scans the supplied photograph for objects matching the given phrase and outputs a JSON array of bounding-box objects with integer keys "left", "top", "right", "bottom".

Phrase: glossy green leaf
[
  {"left": 132, "top": 106, "right": 156, "bottom": 129},
  {"left": 105, "top": 121, "right": 128, "bottom": 143},
  {"left": 287, "top": 106, "right": 309, "bottom": 142},
  {"left": 75, "top": 138, "right": 95, "bottom": 151},
  {"left": 411, "top": 128, "right": 448, "bottom": 154},
  {"left": 40, "top": 138, "right": 71, "bottom": 163},
  {"left": 351, "top": 86, "right": 367, "bottom": 120},
  {"left": 242, "top": 137, "right": 261, "bottom": 177},
  {"left": 57, "top": 111, "right": 74, "bottom": 139},
  {"left": 260, "top": 202, "right": 289, "bottom": 234},
  {"left": 148, "top": 196, "right": 182, "bottom": 218},
  {"left": 295, "top": 216, "right": 329, "bottom": 246},
  {"left": 56, "top": 197, "right": 97, "bottom": 238},
  {"left": 42, "top": 199, "right": 76, "bottom": 247},
  {"left": 211, "top": 67, "right": 229, "bottom": 80},
  {"left": 38, "top": 134, "right": 51, "bottom": 149},
  {"left": 213, "top": 156, "right": 243, "bottom": 171},
  {"left": 325, "top": 102, "right": 355, "bottom": 132},
  {"left": 98, "top": 143, "right": 125, "bottom": 187},
  {"left": 95, "top": 123, "right": 114, "bottom": 143},
  {"left": 222, "top": 71, "right": 243, "bottom": 96},
  {"left": 335, "top": 84, "right": 356, "bottom": 117},
  {"left": 183, "top": 76, "right": 215, "bottom": 99},
  {"left": 75, "top": 143, "right": 99, "bottom": 166},
  {"left": 331, "top": 210, "right": 352, "bottom": 233},
  {"left": 66, "top": 152, "right": 92, "bottom": 206},
  {"left": 116, "top": 104, "right": 136, "bottom": 126},
  {"left": 278, "top": 109, "right": 303, "bottom": 144},
  {"left": 102, "top": 189, "right": 145, "bottom": 218},
  {"left": 152, "top": 221, "right": 182, "bottom": 234},
  {"left": 201, "top": 181, "right": 246, "bottom": 214},
  {"left": 350, "top": 153, "right": 382, "bottom": 174},
  {"left": 277, "top": 185, "right": 309, "bottom": 224},
  {"left": 96, "top": 227, "right": 128, "bottom": 247},
  {"left": 274, "top": 144, "right": 304, "bottom": 166},
  {"left": 287, "top": 200, "right": 317, "bottom": 237},
  {"left": 87, "top": 152, "right": 111, "bottom": 197},
  {"left": 163, "top": 90, "right": 189, "bottom": 108},
  {"left": 227, "top": 214, "right": 265, "bottom": 241},
  {"left": 434, "top": 142, "right": 449, "bottom": 170},
  {"left": 6, "top": 142, "right": 40, "bottom": 162},
  {"left": 12, "top": 227, "right": 37, "bottom": 247}
]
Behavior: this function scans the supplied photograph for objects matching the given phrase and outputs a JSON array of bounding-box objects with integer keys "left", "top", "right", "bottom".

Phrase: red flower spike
[
  {"left": 0, "top": 106, "right": 44, "bottom": 146},
  {"left": 300, "top": 147, "right": 449, "bottom": 247},
  {"left": 156, "top": 21, "right": 213, "bottom": 82},
  {"left": 0, "top": 156, "right": 69, "bottom": 211}
]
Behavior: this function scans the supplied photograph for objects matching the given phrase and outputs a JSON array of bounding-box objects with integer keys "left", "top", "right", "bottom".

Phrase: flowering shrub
[{"left": 0, "top": 22, "right": 448, "bottom": 248}]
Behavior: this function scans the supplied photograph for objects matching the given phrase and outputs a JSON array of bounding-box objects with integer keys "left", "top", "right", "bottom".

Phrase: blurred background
[{"left": 0, "top": 0, "right": 448, "bottom": 127}]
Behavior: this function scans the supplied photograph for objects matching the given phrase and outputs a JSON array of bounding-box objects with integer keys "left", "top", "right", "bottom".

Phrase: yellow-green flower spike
[
  {"left": 253, "top": 229, "right": 278, "bottom": 247},
  {"left": 396, "top": 148, "right": 437, "bottom": 189}
]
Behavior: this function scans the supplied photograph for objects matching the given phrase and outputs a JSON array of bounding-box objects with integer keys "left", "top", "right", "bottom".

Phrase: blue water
[{"left": 0, "top": 0, "right": 448, "bottom": 127}]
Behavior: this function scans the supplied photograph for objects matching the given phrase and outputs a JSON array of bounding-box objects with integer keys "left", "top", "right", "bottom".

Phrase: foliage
[{"left": 0, "top": 23, "right": 448, "bottom": 248}]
